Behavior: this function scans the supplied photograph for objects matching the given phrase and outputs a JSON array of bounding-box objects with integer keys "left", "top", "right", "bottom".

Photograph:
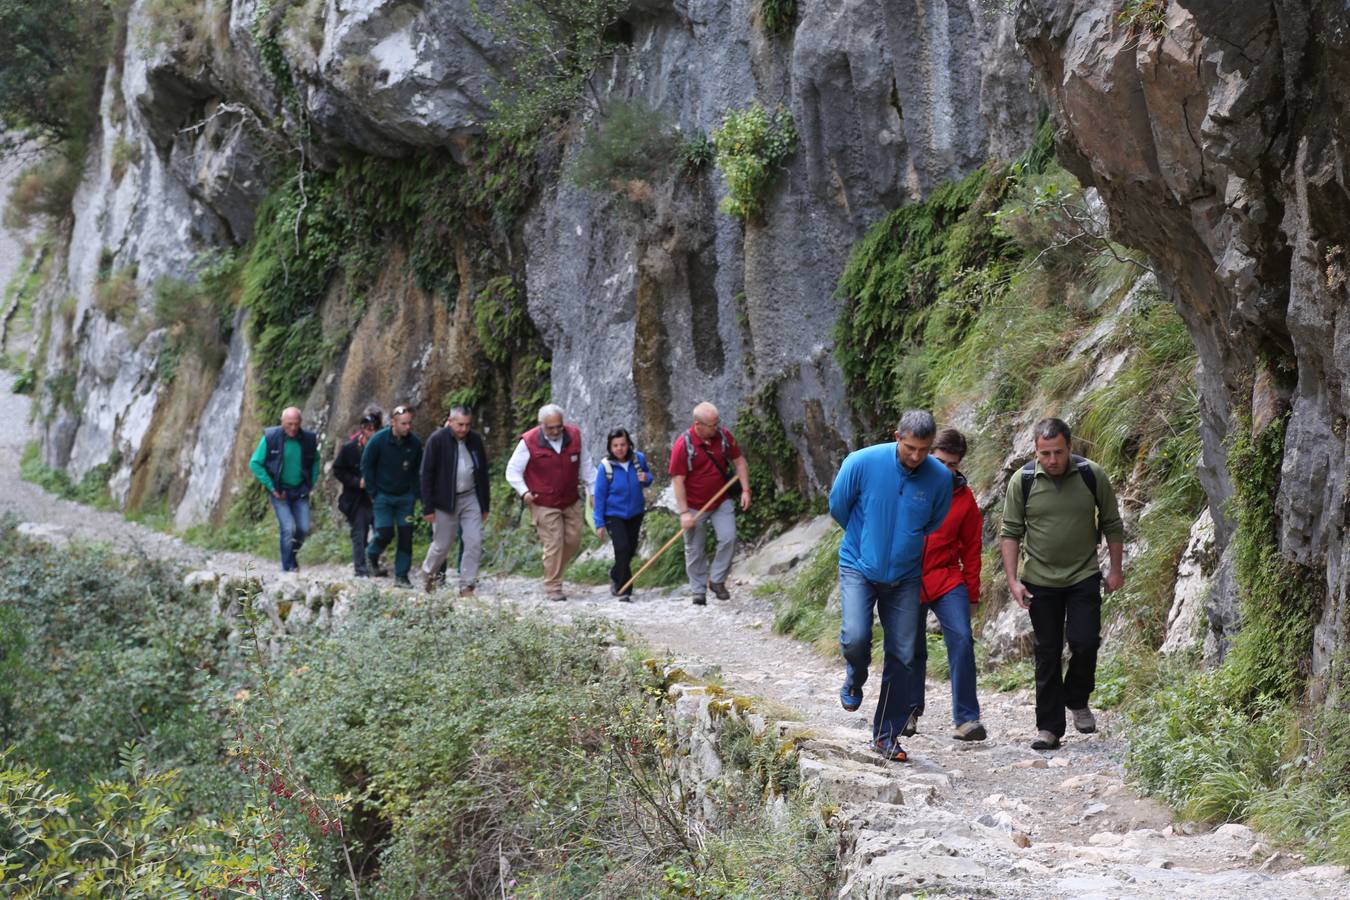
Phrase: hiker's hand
[
  {"left": 272, "top": 489, "right": 284, "bottom": 499},
  {"left": 482, "top": 511, "right": 489, "bottom": 520},
  {"left": 423, "top": 514, "right": 435, "bottom": 524},
  {"left": 739, "top": 488, "right": 752, "bottom": 511},
  {"left": 1104, "top": 568, "right": 1124, "bottom": 593},
  {"left": 680, "top": 511, "right": 695, "bottom": 531},
  {"left": 1011, "top": 580, "right": 1034, "bottom": 610},
  {"left": 523, "top": 491, "right": 536, "bottom": 506},
  {"left": 595, "top": 527, "right": 606, "bottom": 540},
  {"left": 637, "top": 469, "right": 649, "bottom": 484},
  {"left": 358, "top": 478, "right": 364, "bottom": 490}
]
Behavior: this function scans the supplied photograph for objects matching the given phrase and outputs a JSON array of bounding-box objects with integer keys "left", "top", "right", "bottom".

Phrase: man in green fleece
[
  {"left": 360, "top": 405, "right": 423, "bottom": 587},
  {"left": 1000, "top": 417, "right": 1125, "bottom": 750},
  {"left": 248, "top": 406, "right": 321, "bottom": 572}
]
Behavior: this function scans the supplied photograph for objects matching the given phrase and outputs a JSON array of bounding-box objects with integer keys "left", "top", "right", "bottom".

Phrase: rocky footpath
[{"left": 1017, "top": 0, "right": 1350, "bottom": 683}]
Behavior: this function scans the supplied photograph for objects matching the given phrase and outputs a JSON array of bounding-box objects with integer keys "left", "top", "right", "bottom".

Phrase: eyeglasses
[
  {"left": 392, "top": 406, "right": 412, "bottom": 417},
  {"left": 542, "top": 423, "right": 565, "bottom": 432}
]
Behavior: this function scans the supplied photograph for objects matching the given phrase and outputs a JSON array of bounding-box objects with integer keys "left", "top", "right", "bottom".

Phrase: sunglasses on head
[{"left": 393, "top": 406, "right": 412, "bottom": 417}]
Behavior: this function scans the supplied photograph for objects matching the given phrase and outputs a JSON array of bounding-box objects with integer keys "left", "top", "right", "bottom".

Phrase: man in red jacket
[
  {"left": 505, "top": 403, "right": 587, "bottom": 601},
  {"left": 904, "top": 428, "right": 986, "bottom": 741}
]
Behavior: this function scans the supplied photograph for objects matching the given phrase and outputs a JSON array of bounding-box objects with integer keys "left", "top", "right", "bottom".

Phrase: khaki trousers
[
  {"left": 420, "top": 491, "right": 483, "bottom": 588},
  {"left": 531, "top": 499, "right": 584, "bottom": 594}
]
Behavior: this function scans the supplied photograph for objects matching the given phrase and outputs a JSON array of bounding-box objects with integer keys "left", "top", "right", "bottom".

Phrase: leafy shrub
[
  {"left": 1119, "top": 0, "right": 1169, "bottom": 35},
  {"left": 19, "top": 442, "right": 117, "bottom": 509},
  {"left": 94, "top": 265, "right": 140, "bottom": 322},
  {"left": 2, "top": 154, "right": 83, "bottom": 229},
  {"left": 679, "top": 130, "right": 715, "bottom": 176},
  {"left": 712, "top": 103, "right": 798, "bottom": 221},
  {"left": 570, "top": 99, "right": 679, "bottom": 193},
  {"left": 758, "top": 0, "right": 797, "bottom": 35}
]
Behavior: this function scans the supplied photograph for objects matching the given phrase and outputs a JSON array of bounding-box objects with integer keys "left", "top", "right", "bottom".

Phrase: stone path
[{"left": 2, "top": 372, "right": 1347, "bottom": 897}]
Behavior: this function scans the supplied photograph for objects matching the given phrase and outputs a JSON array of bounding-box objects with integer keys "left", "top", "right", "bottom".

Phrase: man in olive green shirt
[
  {"left": 1000, "top": 417, "right": 1124, "bottom": 750},
  {"left": 248, "top": 407, "right": 322, "bottom": 572}
]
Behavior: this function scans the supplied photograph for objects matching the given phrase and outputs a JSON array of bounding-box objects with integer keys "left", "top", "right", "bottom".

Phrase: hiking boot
[
  {"left": 709, "top": 581, "right": 731, "bottom": 600},
  {"left": 547, "top": 592, "right": 567, "bottom": 602},
  {"left": 1031, "top": 730, "right": 1061, "bottom": 750},
  {"left": 458, "top": 584, "right": 475, "bottom": 598},
  {"left": 423, "top": 572, "right": 437, "bottom": 594},
  {"left": 691, "top": 593, "right": 707, "bottom": 606},
  {"left": 900, "top": 712, "right": 919, "bottom": 737},
  {"left": 870, "top": 736, "right": 908, "bottom": 762},
  {"left": 367, "top": 555, "right": 388, "bottom": 578},
  {"left": 953, "top": 721, "right": 987, "bottom": 742},
  {"left": 618, "top": 594, "right": 633, "bottom": 602},
  {"left": 354, "top": 568, "right": 371, "bottom": 578},
  {"left": 393, "top": 576, "right": 413, "bottom": 589},
  {"left": 839, "top": 681, "right": 863, "bottom": 712},
  {"left": 1070, "top": 707, "right": 1097, "bottom": 734}
]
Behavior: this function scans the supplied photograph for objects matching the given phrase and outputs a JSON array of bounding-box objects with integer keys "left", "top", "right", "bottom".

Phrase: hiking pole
[{"left": 618, "top": 476, "right": 738, "bottom": 595}]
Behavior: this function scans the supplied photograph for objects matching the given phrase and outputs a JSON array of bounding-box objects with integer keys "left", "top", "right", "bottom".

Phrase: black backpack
[{"left": 1020, "top": 454, "right": 1100, "bottom": 540}]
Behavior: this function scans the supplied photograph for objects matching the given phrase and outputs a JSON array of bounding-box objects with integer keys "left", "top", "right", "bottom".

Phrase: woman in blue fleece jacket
[
  {"left": 593, "top": 428, "right": 652, "bottom": 600},
  {"left": 828, "top": 410, "right": 953, "bottom": 761}
]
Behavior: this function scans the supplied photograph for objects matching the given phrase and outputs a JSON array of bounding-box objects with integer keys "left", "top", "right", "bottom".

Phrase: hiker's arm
[
  {"left": 827, "top": 456, "right": 856, "bottom": 528},
  {"left": 923, "top": 476, "right": 952, "bottom": 535},
  {"left": 1105, "top": 542, "right": 1124, "bottom": 593},
  {"left": 673, "top": 475, "right": 693, "bottom": 530},
  {"left": 420, "top": 435, "right": 437, "bottom": 522},
  {"left": 359, "top": 435, "right": 377, "bottom": 497},
  {"left": 733, "top": 454, "right": 750, "bottom": 511},
  {"left": 1001, "top": 538, "right": 1031, "bottom": 609},
  {"left": 593, "top": 466, "right": 608, "bottom": 537},
  {"left": 505, "top": 440, "right": 531, "bottom": 502},
  {"left": 961, "top": 505, "right": 982, "bottom": 603},
  {"left": 249, "top": 436, "right": 278, "bottom": 496}
]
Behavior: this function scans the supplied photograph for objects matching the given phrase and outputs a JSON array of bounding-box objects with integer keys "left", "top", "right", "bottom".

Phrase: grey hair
[
  {"left": 1032, "top": 416, "right": 1072, "bottom": 445},
  {"left": 537, "top": 403, "right": 565, "bottom": 424},
  {"left": 448, "top": 406, "right": 473, "bottom": 419},
  {"left": 896, "top": 409, "right": 937, "bottom": 440}
]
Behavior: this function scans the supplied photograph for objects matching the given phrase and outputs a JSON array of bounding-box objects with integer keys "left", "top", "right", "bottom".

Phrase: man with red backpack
[
  {"left": 903, "top": 428, "right": 986, "bottom": 742},
  {"left": 669, "top": 402, "right": 751, "bottom": 605}
]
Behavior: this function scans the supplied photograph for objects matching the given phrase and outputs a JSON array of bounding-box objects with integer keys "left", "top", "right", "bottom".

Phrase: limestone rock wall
[
  {"left": 4, "top": 0, "right": 1034, "bottom": 525},
  {"left": 1017, "top": 0, "right": 1350, "bottom": 678}
]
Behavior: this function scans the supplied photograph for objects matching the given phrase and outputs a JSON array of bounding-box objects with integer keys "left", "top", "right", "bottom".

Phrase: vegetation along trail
[{"left": 2, "top": 374, "right": 1346, "bottom": 898}]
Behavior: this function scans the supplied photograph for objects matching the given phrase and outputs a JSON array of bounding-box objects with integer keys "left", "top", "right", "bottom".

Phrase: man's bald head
[
  {"left": 692, "top": 402, "right": 720, "bottom": 426},
  {"left": 281, "top": 407, "right": 302, "bottom": 437}
]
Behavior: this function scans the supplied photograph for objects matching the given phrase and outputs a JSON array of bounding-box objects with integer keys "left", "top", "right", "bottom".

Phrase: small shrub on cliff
[
  {"left": 757, "top": 0, "right": 797, "bottom": 35},
  {"left": 712, "top": 103, "right": 798, "bottom": 222},
  {"left": 94, "top": 265, "right": 140, "bottom": 323},
  {"left": 569, "top": 99, "right": 678, "bottom": 194},
  {"left": 2, "top": 154, "right": 83, "bottom": 229},
  {"left": 1119, "top": 0, "right": 1169, "bottom": 35}
]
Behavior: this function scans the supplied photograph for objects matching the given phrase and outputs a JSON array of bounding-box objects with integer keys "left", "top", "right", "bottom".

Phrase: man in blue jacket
[{"left": 829, "top": 409, "right": 953, "bottom": 762}]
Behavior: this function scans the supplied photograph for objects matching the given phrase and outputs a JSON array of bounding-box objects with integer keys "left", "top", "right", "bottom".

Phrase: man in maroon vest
[{"left": 506, "top": 403, "right": 587, "bottom": 601}]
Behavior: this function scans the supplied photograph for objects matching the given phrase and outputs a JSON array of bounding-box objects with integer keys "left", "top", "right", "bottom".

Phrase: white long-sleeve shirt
[{"left": 504, "top": 436, "right": 590, "bottom": 500}]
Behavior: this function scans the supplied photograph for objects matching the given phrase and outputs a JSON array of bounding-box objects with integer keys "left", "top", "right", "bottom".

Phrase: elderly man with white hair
[
  {"left": 248, "top": 406, "right": 321, "bottom": 572},
  {"left": 505, "top": 403, "right": 587, "bottom": 601}
]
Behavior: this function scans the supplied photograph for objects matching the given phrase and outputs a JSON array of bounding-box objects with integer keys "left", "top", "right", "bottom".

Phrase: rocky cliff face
[
  {"left": 1018, "top": 0, "right": 1349, "bottom": 683},
  {"left": 4, "top": 0, "right": 1034, "bottom": 527}
]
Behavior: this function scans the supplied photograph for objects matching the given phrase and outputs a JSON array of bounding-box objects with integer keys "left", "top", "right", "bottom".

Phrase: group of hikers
[{"left": 249, "top": 402, "right": 1123, "bottom": 760}]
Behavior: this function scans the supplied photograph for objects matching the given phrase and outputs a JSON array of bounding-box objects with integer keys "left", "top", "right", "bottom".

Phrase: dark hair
[
  {"left": 1032, "top": 417, "right": 1072, "bottom": 445},
  {"left": 605, "top": 428, "right": 635, "bottom": 460},
  {"left": 897, "top": 409, "right": 937, "bottom": 440},
  {"left": 933, "top": 427, "right": 967, "bottom": 457},
  {"left": 360, "top": 412, "right": 382, "bottom": 428}
]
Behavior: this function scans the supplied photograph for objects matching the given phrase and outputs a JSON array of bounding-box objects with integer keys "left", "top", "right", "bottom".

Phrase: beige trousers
[{"left": 531, "top": 499, "right": 584, "bottom": 594}]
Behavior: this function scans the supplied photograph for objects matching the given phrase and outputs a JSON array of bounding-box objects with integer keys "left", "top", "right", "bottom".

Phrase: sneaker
[
  {"left": 709, "top": 581, "right": 731, "bottom": 600},
  {"left": 367, "top": 556, "right": 389, "bottom": 578},
  {"left": 1070, "top": 707, "right": 1097, "bottom": 734},
  {"left": 870, "top": 736, "right": 908, "bottom": 762},
  {"left": 1031, "top": 730, "right": 1061, "bottom": 750},
  {"left": 393, "top": 576, "right": 413, "bottom": 589},
  {"left": 691, "top": 593, "right": 707, "bottom": 606},
  {"left": 953, "top": 721, "right": 987, "bottom": 741},
  {"left": 839, "top": 681, "right": 863, "bottom": 712},
  {"left": 900, "top": 712, "right": 918, "bottom": 737}
]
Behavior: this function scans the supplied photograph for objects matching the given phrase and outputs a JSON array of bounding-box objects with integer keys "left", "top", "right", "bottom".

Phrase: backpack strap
[
  {"left": 601, "top": 458, "right": 614, "bottom": 483},
  {"left": 1021, "top": 455, "right": 1102, "bottom": 541},
  {"left": 1019, "top": 459, "right": 1036, "bottom": 505}
]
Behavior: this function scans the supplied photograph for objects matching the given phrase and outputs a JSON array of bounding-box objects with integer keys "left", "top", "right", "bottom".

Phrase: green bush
[
  {"left": 570, "top": 99, "right": 679, "bottom": 193},
  {"left": 712, "top": 103, "right": 797, "bottom": 221},
  {"left": 679, "top": 130, "right": 715, "bottom": 176},
  {"left": 758, "top": 0, "right": 797, "bottom": 35},
  {"left": 19, "top": 442, "right": 116, "bottom": 509}
]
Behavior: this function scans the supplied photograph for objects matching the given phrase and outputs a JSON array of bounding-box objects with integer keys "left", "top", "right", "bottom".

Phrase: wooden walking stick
[{"left": 618, "top": 476, "right": 738, "bottom": 595}]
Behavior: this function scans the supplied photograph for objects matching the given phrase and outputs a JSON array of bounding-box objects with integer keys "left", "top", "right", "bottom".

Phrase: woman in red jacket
[{"left": 903, "top": 428, "right": 986, "bottom": 741}]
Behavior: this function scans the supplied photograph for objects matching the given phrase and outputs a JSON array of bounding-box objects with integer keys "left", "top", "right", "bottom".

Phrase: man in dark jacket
[
  {"left": 247, "top": 406, "right": 320, "bottom": 572},
  {"left": 360, "top": 405, "right": 423, "bottom": 587},
  {"left": 419, "top": 406, "right": 491, "bottom": 596},
  {"left": 333, "top": 408, "right": 382, "bottom": 577}
]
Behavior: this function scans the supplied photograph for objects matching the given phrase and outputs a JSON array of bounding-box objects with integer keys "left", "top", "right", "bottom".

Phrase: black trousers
[
  {"left": 1025, "top": 574, "right": 1102, "bottom": 738},
  {"left": 605, "top": 513, "right": 644, "bottom": 596},
  {"left": 348, "top": 504, "right": 373, "bottom": 574}
]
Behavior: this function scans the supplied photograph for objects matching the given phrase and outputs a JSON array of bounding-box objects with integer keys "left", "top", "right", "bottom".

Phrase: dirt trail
[{"left": 3, "top": 373, "right": 1346, "bottom": 897}]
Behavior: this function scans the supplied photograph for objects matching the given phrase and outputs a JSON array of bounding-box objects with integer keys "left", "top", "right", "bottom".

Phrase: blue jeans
[
  {"left": 839, "top": 566, "right": 922, "bottom": 742},
  {"left": 268, "top": 489, "right": 311, "bottom": 572},
  {"left": 906, "top": 584, "right": 981, "bottom": 726}
]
